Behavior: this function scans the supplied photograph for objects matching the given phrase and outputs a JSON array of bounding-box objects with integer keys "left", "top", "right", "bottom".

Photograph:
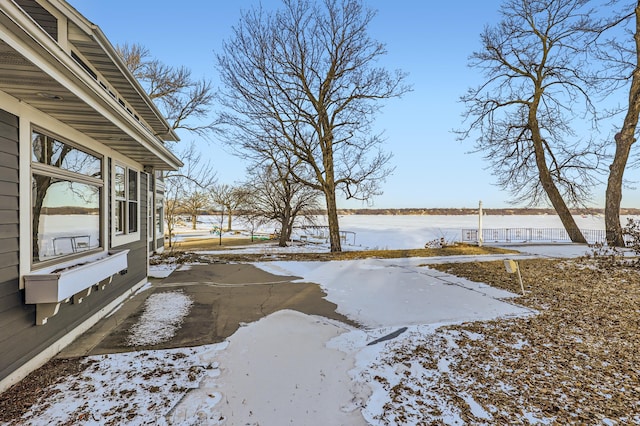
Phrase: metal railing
[
  {"left": 295, "top": 226, "right": 357, "bottom": 245},
  {"left": 461, "top": 228, "right": 608, "bottom": 244}
]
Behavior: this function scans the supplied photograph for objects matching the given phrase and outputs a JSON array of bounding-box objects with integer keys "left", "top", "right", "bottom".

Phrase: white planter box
[{"left": 24, "top": 249, "right": 129, "bottom": 325}]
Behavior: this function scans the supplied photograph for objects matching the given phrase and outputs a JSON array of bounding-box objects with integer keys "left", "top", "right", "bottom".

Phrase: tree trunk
[
  {"left": 606, "top": 132, "right": 636, "bottom": 246},
  {"left": 321, "top": 133, "right": 342, "bottom": 252},
  {"left": 278, "top": 218, "right": 289, "bottom": 247},
  {"left": 286, "top": 221, "right": 295, "bottom": 244},
  {"left": 605, "top": 6, "right": 640, "bottom": 247},
  {"left": 546, "top": 183, "right": 587, "bottom": 244},
  {"left": 218, "top": 211, "right": 224, "bottom": 245},
  {"left": 278, "top": 205, "right": 291, "bottom": 247},
  {"left": 32, "top": 176, "right": 51, "bottom": 260},
  {"left": 324, "top": 189, "right": 342, "bottom": 252},
  {"left": 227, "top": 210, "right": 233, "bottom": 231},
  {"left": 535, "top": 160, "right": 587, "bottom": 243},
  {"left": 191, "top": 214, "right": 197, "bottom": 230},
  {"left": 529, "top": 104, "right": 587, "bottom": 244},
  {"left": 32, "top": 202, "right": 42, "bottom": 260}
]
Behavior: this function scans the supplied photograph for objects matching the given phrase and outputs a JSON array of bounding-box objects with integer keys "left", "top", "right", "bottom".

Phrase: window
[
  {"left": 155, "top": 201, "right": 164, "bottom": 236},
  {"left": 148, "top": 189, "right": 153, "bottom": 243},
  {"left": 128, "top": 169, "right": 138, "bottom": 233},
  {"left": 155, "top": 180, "right": 165, "bottom": 237},
  {"left": 113, "top": 163, "right": 139, "bottom": 243},
  {"left": 31, "top": 130, "right": 102, "bottom": 264}
]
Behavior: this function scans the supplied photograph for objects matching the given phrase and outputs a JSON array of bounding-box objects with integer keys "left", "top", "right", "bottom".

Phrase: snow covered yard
[
  {"left": 0, "top": 252, "right": 530, "bottom": 425},
  {"left": 2, "top": 215, "right": 639, "bottom": 425},
  {"left": 4, "top": 254, "right": 639, "bottom": 425}
]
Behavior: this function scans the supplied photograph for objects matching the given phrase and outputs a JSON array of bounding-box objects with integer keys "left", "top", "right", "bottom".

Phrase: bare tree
[
  {"left": 216, "top": 0, "right": 410, "bottom": 252},
  {"left": 116, "top": 44, "right": 219, "bottom": 249},
  {"left": 593, "top": 3, "right": 640, "bottom": 246},
  {"left": 243, "top": 160, "right": 321, "bottom": 247},
  {"left": 181, "top": 191, "right": 210, "bottom": 230},
  {"left": 210, "top": 202, "right": 226, "bottom": 246},
  {"left": 117, "top": 43, "right": 217, "bottom": 138},
  {"left": 210, "top": 184, "right": 247, "bottom": 232},
  {"left": 163, "top": 190, "right": 182, "bottom": 249},
  {"left": 457, "top": 0, "right": 607, "bottom": 243},
  {"left": 238, "top": 206, "right": 270, "bottom": 243},
  {"left": 163, "top": 142, "right": 216, "bottom": 246}
]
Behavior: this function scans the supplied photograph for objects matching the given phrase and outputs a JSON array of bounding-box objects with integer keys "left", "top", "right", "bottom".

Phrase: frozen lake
[
  {"left": 322, "top": 214, "right": 617, "bottom": 249},
  {"left": 191, "top": 214, "right": 637, "bottom": 251}
]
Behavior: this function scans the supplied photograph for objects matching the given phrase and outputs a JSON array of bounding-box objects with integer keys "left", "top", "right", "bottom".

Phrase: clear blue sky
[{"left": 72, "top": 1, "right": 637, "bottom": 209}]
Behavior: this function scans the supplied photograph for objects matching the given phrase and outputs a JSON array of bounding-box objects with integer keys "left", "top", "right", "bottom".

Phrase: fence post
[{"left": 478, "top": 200, "right": 484, "bottom": 247}]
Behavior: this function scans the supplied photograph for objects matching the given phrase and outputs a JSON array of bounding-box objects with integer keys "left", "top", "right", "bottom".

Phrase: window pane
[
  {"left": 155, "top": 195, "right": 164, "bottom": 235},
  {"left": 128, "top": 169, "right": 137, "bottom": 201},
  {"left": 31, "top": 132, "right": 45, "bottom": 163},
  {"left": 115, "top": 165, "right": 125, "bottom": 199},
  {"left": 61, "top": 146, "right": 102, "bottom": 178},
  {"left": 148, "top": 195, "right": 153, "bottom": 240},
  {"left": 32, "top": 175, "right": 101, "bottom": 263},
  {"left": 128, "top": 201, "right": 138, "bottom": 233},
  {"left": 32, "top": 131, "right": 101, "bottom": 178},
  {"left": 115, "top": 200, "right": 125, "bottom": 234}
]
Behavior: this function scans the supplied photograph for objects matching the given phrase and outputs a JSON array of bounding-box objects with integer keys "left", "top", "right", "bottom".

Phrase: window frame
[
  {"left": 112, "top": 162, "right": 141, "bottom": 247},
  {"left": 30, "top": 127, "right": 104, "bottom": 268},
  {"left": 155, "top": 178, "right": 165, "bottom": 238}
]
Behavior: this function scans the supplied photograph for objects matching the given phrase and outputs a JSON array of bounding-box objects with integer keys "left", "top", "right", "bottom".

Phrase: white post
[
  {"left": 516, "top": 263, "right": 525, "bottom": 296},
  {"left": 478, "top": 200, "right": 484, "bottom": 246},
  {"left": 504, "top": 259, "right": 526, "bottom": 296}
]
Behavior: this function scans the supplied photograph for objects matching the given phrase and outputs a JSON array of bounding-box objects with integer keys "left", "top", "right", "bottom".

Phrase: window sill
[
  {"left": 112, "top": 232, "right": 140, "bottom": 247},
  {"left": 24, "top": 249, "right": 129, "bottom": 325}
]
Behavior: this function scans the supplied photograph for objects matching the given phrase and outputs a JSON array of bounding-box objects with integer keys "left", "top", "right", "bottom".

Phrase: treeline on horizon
[
  {"left": 333, "top": 207, "right": 640, "bottom": 216},
  {"left": 40, "top": 207, "right": 99, "bottom": 215},
  {"left": 205, "top": 207, "right": 640, "bottom": 216},
  {"left": 202, "top": 207, "right": 640, "bottom": 216}
]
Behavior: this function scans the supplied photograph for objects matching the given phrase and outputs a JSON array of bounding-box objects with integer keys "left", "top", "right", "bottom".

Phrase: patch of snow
[
  {"left": 126, "top": 291, "right": 193, "bottom": 346},
  {"left": 461, "top": 392, "right": 492, "bottom": 420},
  {"left": 523, "top": 411, "right": 556, "bottom": 424},
  {"left": 133, "top": 281, "right": 153, "bottom": 295},
  {"left": 149, "top": 263, "right": 178, "bottom": 278},
  {"left": 254, "top": 258, "right": 532, "bottom": 328},
  {"left": 170, "top": 310, "right": 368, "bottom": 425}
]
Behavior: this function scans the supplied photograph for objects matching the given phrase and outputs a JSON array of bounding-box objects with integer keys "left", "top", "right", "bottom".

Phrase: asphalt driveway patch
[{"left": 59, "top": 263, "right": 356, "bottom": 357}]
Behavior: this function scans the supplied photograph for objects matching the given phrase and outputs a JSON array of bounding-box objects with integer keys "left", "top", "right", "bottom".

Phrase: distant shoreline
[{"left": 334, "top": 208, "right": 640, "bottom": 216}]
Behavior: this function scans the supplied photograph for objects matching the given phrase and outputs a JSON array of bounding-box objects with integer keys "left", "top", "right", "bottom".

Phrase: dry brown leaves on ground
[
  {"left": 372, "top": 259, "right": 640, "bottom": 425},
  {"left": 0, "top": 358, "right": 92, "bottom": 422}
]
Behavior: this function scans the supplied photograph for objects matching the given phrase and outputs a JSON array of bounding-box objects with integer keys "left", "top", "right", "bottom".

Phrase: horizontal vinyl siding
[
  {"left": 0, "top": 282, "right": 23, "bottom": 315},
  {"left": 0, "top": 109, "right": 23, "bottom": 384},
  {"left": 0, "top": 110, "right": 20, "bottom": 284},
  {"left": 13, "top": 0, "right": 58, "bottom": 41},
  {"left": 0, "top": 109, "right": 19, "bottom": 290},
  {"left": 0, "top": 151, "right": 18, "bottom": 169}
]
